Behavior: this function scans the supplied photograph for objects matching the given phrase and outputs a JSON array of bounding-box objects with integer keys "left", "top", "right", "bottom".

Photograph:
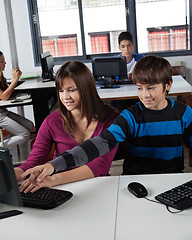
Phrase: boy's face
[
  {"left": 136, "top": 82, "right": 172, "bottom": 110},
  {"left": 119, "top": 40, "right": 135, "bottom": 62}
]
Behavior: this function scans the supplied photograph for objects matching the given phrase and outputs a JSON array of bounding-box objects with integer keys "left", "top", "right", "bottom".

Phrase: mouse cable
[{"left": 144, "top": 197, "right": 184, "bottom": 214}]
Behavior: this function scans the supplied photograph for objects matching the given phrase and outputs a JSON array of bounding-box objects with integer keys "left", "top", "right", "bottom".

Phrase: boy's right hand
[{"left": 20, "top": 163, "right": 55, "bottom": 185}]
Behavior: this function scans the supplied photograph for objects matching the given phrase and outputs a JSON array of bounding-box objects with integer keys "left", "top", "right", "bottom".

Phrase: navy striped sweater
[{"left": 50, "top": 99, "right": 192, "bottom": 174}]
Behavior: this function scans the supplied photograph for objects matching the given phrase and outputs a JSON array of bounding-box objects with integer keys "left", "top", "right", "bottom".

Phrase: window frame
[{"left": 27, "top": 0, "right": 192, "bottom": 66}]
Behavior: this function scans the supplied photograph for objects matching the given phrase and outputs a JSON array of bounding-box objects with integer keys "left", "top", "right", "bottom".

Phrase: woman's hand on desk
[{"left": 20, "top": 163, "right": 55, "bottom": 193}]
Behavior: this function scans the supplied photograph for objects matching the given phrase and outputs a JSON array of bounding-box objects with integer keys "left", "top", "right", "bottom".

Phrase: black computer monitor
[
  {"left": 40, "top": 51, "right": 55, "bottom": 82},
  {"left": 0, "top": 147, "right": 23, "bottom": 207},
  {"left": 92, "top": 56, "right": 127, "bottom": 88}
]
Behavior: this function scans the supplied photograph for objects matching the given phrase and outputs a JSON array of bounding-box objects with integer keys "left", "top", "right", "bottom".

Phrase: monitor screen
[
  {"left": 92, "top": 56, "right": 127, "bottom": 88},
  {"left": 0, "top": 147, "right": 23, "bottom": 207},
  {"left": 40, "top": 51, "right": 55, "bottom": 82}
]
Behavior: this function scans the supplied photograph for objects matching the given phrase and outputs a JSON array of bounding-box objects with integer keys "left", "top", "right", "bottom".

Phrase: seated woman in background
[
  {"left": 16, "top": 60, "right": 119, "bottom": 191},
  {"left": 0, "top": 51, "right": 34, "bottom": 161}
]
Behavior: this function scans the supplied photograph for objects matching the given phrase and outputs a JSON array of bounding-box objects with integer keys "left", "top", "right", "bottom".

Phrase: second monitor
[
  {"left": 92, "top": 56, "right": 127, "bottom": 88},
  {"left": 40, "top": 51, "right": 55, "bottom": 82}
]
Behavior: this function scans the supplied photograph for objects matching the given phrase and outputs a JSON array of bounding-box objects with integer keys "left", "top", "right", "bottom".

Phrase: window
[
  {"left": 27, "top": 0, "right": 192, "bottom": 65},
  {"left": 134, "top": 0, "right": 191, "bottom": 56}
]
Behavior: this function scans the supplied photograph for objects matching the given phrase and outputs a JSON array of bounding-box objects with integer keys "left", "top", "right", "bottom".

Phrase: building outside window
[
  {"left": 42, "top": 35, "right": 78, "bottom": 57},
  {"left": 147, "top": 25, "right": 190, "bottom": 52},
  {"left": 89, "top": 32, "right": 110, "bottom": 54}
]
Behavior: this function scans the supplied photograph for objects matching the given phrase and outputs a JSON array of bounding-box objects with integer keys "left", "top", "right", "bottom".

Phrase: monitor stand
[
  {"left": 42, "top": 78, "right": 55, "bottom": 83},
  {"left": 41, "top": 71, "right": 55, "bottom": 83},
  {"left": 100, "top": 77, "right": 120, "bottom": 89}
]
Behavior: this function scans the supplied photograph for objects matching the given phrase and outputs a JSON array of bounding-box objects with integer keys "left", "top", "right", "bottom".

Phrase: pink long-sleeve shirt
[{"left": 19, "top": 109, "right": 119, "bottom": 176}]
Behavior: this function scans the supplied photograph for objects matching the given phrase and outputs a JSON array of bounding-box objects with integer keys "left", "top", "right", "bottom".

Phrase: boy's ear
[{"left": 166, "top": 81, "right": 172, "bottom": 91}]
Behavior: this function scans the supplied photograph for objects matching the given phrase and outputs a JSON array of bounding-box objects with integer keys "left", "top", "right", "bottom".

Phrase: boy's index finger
[{"left": 20, "top": 168, "right": 35, "bottom": 178}]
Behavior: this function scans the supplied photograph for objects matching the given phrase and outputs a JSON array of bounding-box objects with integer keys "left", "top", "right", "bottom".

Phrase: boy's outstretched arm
[
  {"left": 20, "top": 113, "right": 129, "bottom": 186},
  {"left": 20, "top": 163, "right": 54, "bottom": 184},
  {"left": 50, "top": 133, "right": 117, "bottom": 172},
  {"left": 50, "top": 113, "right": 128, "bottom": 173}
]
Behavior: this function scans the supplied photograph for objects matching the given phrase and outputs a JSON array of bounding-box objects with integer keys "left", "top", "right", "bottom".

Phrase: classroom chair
[
  {"left": 0, "top": 127, "right": 22, "bottom": 164},
  {"left": 172, "top": 65, "right": 186, "bottom": 79}
]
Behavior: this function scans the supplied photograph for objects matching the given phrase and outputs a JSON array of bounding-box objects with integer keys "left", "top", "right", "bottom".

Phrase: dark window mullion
[
  {"left": 189, "top": 0, "right": 192, "bottom": 50},
  {"left": 77, "top": 0, "right": 87, "bottom": 59},
  {"left": 27, "top": 0, "right": 42, "bottom": 65},
  {"left": 126, "top": 0, "right": 138, "bottom": 54}
]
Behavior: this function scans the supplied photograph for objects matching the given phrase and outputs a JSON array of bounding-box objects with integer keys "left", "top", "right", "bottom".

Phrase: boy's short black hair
[
  {"left": 132, "top": 55, "right": 172, "bottom": 93},
  {"left": 118, "top": 31, "right": 133, "bottom": 45}
]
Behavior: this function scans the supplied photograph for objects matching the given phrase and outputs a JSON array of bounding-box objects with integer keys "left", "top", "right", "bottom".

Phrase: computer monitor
[
  {"left": 40, "top": 51, "right": 55, "bottom": 82},
  {"left": 0, "top": 147, "right": 23, "bottom": 207},
  {"left": 92, "top": 56, "right": 127, "bottom": 88}
]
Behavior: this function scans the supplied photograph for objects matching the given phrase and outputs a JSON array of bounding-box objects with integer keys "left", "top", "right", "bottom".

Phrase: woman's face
[
  {"left": 0, "top": 54, "right": 6, "bottom": 72},
  {"left": 59, "top": 77, "right": 81, "bottom": 112}
]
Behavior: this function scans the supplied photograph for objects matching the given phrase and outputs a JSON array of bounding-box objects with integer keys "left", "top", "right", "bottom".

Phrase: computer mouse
[{"left": 127, "top": 182, "right": 148, "bottom": 198}]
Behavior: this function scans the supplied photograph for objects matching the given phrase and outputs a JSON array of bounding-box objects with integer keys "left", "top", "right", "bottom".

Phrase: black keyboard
[
  {"left": 155, "top": 180, "right": 192, "bottom": 210},
  {"left": 21, "top": 187, "right": 73, "bottom": 210}
]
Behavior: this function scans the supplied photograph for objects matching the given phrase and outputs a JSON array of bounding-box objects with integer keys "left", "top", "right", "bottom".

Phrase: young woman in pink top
[{"left": 16, "top": 60, "right": 118, "bottom": 191}]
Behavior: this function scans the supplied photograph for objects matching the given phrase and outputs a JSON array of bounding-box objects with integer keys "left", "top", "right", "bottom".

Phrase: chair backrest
[{"left": 172, "top": 66, "right": 186, "bottom": 79}]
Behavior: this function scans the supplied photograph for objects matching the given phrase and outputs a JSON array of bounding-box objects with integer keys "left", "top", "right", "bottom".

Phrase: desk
[
  {"left": 0, "top": 98, "right": 32, "bottom": 117},
  {"left": 0, "top": 173, "right": 192, "bottom": 240},
  {"left": 1, "top": 75, "right": 191, "bottom": 132},
  {"left": 97, "top": 75, "right": 192, "bottom": 107},
  {"left": 0, "top": 176, "right": 119, "bottom": 240},
  {"left": 0, "top": 99, "right": 32, "bottom": 108},
  {"left": 15, "top": 78, "right": 56, "bottom": 131},
  {"left": 116, "top": 173, "right": 192, "bottom": 240}
]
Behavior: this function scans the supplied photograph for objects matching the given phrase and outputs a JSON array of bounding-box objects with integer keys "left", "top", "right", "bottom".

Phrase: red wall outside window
[
  {"left": 42, "top": 39, "right": 56, "bottom": 56},
  {"left": 148, "top": 25, "right": 190, "bottom": 52},
  {"left": 91, "top": 34, "right": 109, "bottom": 54},
  {"left": 172, "top": 29, "right": 190, "bottom": 50},
  {"left": 148, "top": 30, "right": 169, "bottom": 52},
  {"left": 42, "top": 36, "right": 77, "bottom": 57},
  {"left": 57, "top": 37, "right": 77, "bottom": 56}
]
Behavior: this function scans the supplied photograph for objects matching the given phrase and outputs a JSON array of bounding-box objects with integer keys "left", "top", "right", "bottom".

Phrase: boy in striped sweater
[{"left": 21, "top": 55, "right": 192, "bottom": 191}]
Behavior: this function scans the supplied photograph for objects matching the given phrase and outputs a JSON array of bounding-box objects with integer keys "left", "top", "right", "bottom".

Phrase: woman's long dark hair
[
  {"left": 0, "top": 51, "right": 8, "bottom": 91},
  {"left": 56, "top": 60, "right": 115, "bottom": 135}
]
